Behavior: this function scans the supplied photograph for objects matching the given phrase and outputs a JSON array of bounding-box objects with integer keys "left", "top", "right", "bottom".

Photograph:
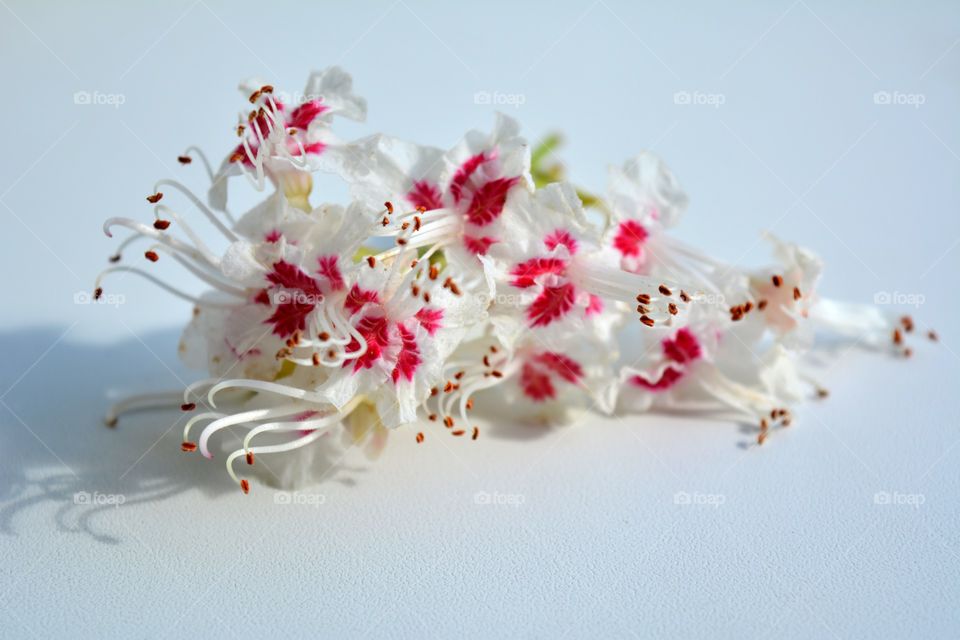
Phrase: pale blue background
[{"left": 1, "top": 1, "right": 958, "bottom": 638}]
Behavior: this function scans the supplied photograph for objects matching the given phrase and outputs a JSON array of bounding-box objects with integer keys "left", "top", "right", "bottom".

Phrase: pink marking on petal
[
  {"left": 292, "top": 141, "right": 326, "bottom": 157},
  {"left": 631, "top": 366, "right": 685, "bottom": 391},
  {"left": 287, "top": 100, "right": 328, "bottom": 130},
  {"left": 520, "top": 361, "right": 556, "bottom": 401},
  {"left": 264, "top": 229, "right": 282, "bottom": 243},
  {"left": 346, "top": 314, "right": 390, "bottom": 372},
  {"left": 465, "top": 176, "right": 519, "bottom": 226},
  {"left": 414, "top": 307, "right": 444, "bottom": 336},
  {"left": 264, "top": 261, "right": 323, "bottom": 337},
  {"left": 534, "top": 352, "right": 583, "bottom": 383},
  {"left": 316, "top": 255, "right": 345, "bottom": 292},
  {"left": 462, "top": 235, "right": 497, "bottom": 255},
  {"left": 343, "top": 284, "right": 380, "bottom": 315},
  {"left": 662, "top": 328, "right": 702, "bottom": 364},
  {"left": 509, "top": 257, "right": 568, "bottom": 288},
  {"left": 544, "top": 229, "right": 579, "bottom": 255},
  {"left": 527, "top": 283, "right": 576, "bottom": 327},
  {"left": 407, "top": 180, "right": 443, "bottom": 211},
  {"left": 391, "top": 323, "right": 421, "bottom": 383},
  {"left": 586, "top": 294, "right": 604, "bottom": 316},
  {"left": 612, "top": 220, "right": 649, "bottom": 258},
  {"left": 449, "top": 152, "right": 488, "bottom": 204}
]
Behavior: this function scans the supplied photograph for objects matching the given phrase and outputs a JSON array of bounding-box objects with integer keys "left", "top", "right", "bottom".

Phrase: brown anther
[
  {"left": 668, "top": 303, "right": 678, "bottom": 316},
  {"left": 153, "top": 219, "right": 171, "bottom": 230},
  {"left": 451, "top": 429, "right": 465, "bottom": 437},
  {"left": 318, "top": 331, "right": 330, "bottom": 342},
  {"left": 397, "top": 237, "right": 408, "bottom": 246},
  {"left": 381, "top": 216, "right": 389, "bottom": 227},
  {"left": 246, "top": 451, "right": 255, "bottom": 465},
  {"left": 781, "top": 418, "right": 792, "bottom": 427},
  {"left": 491, "top": 370, "right": 504, "bottom": 378},
  {"left": 743, "top": 301, "right": 753, "bottom": 313},
  {"left": 658, "top": 284, "right": 672, "bottom": 296},
  {"left": 793, "top": 286, "right": 801, "bottom": 301},
  {"left": 146, "top": 192, "right": 163, "bottom": 204},
  {"left": 903, "top": 347, "right": 913, "bottom": 358},
  {"left": 490, "top": 345, "right": 499, "bottom": 353},
  {"left": 311, "top": 353, "right": 320, "bottom": 366},
  {"left": 892, "top": 329, "right": 903, "bottom": 346},
  {"left": 108, "top": 254, "right": 121, "bottom": 263},
  {"left": 640, "top": 315, "right": 655, "bottom": 327},
  {"left": 772, "top": 274, "right": 783, "bottom": 287},
  {"left": 454, "top": 371, "right": 465, "bottom": 380},
  {"left": 450, "top": 282, "right": 462, "bottom": 296},
  {"left": 401, "top": 222, "right": 410, "bottom": 231},
  {"left": 770, "top": 409, "right": 778, "bottom": 420},
  {"left": 94, "top": 287, "right": 103, "bottom": 300},
  {"left": 239, "top": 479, "right": 250, "bottom": 494},
  {"left": 760, "top": 418, "right": 768, "bottom": 431},
  {"left": 411, "top": 284, "right": 420, "bottom": 297},
  {"left": 758, "top": 432, "right": 767, "bottom": 445},
  {"left": 181, "top": 441, "right": 197, "bottom": 452},
  {"left": 177, "top": 155, "right": 192, "bottom": 164},
  {"left": 144, "top": 250, "right": 159, "bottom": 262},
  {"left": 482, "top": 355, "right": 491, "bottom": 367},
  {"left": 444, "top": 416, "right": 454, "bottom": 428},
  {"left": 235, "top": 124, "right": 245, "bottom": 136},
  {"left": 444, "top": 381, "right": 454, "bottom": 393},
  {"left": 248, "top": 89, "right": 262, "bottom": 103},
  {"left": 636, "top": 293, "right": 651, "bottom": 305},
  {"left": 410, "top": 260, "right": 419, "bottom": 268},
  {"left": 928, "top": 330, "right": 939, "bottom": 342},
  {"left": 416, "top": 206, "right": 427, "bottom": 213},
  {"left": 430, "top": 387, "right": 439, "bottom": 397},
  {"left": 416, "top": 432, "right": 424, "bottom": 443},
  {"left": 423, "top": 292, "right": 431, "bottom": 303},
  {"left": 384, "top": 201, "right": 394, "bottom": 214},
  {"left": 679, "top": 290, "right": 690, "bottom": 303},
  {"left": 466, "top": 398, "right": 474, "bottom": 410},
  {"left": 900, "top": 316, "right": 914, "bottom": 332},
  {"left": 260, "top": 84, "right": 273, "bottom": 94},
  {"left": 414, "top": 216, "right": 422, "bottom": 232},
  {"left": 180, "top": 402, "right": 196, "bottom": 412},
  {"left": 105, "top": 416, "right": 118, "bottom": 428},
  {"left": 229, "top": 151, "right": 245, "bottom": 163},
  {"left": 442, "top": 277, "right": 452, "bottom": 289},
  {"left": 429, "top": 264, "right": 439, "bottom": 280},
  {"left": 471, "top": 426, "right": 479, "bottom": 440},
  {"left": 816, "top": 388, "right": 829, "bottom": 399},
  {"left": 757, "top": 299, "right": 768, "bottom": 311},
  {"left": 366, "top": 256, "right": 376, "bottom": 268}
]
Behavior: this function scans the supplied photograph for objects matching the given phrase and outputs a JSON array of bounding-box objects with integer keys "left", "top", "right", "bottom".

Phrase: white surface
[{"left": 1, "top": 1, "right": 959, "bottom": 638}]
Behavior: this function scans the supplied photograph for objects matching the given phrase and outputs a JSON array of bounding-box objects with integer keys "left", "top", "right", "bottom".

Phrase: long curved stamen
[
  {"left": 104, "top": 390, "right": 183, "bottom": 427},
  {"left": 196, "top": 403, "right": 308, "bottom": 457},
  {"left": 146, "top": 245, "right": 248, "bottom": 298},
  {"left": 225, "top": 428, "right": 328, "bottom": 492},
  {"left": 103, "top": 217, "right": 219, "bottom": 267},
  {"left": 153, "top": 179, "right": 238, "bottom": 242},
  {"left": 94, "top": 267, "right": 242, "bottom": 308}
]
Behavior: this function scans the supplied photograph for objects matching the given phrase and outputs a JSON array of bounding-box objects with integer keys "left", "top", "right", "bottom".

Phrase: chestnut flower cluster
[{"left": 96, "top": 67, "right": 933, "bottom": 493}]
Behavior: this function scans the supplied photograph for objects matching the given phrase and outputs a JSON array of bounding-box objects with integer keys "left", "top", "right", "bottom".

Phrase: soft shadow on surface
[{"left": 0, "top": 327, "right": 363, "bottom": 544}]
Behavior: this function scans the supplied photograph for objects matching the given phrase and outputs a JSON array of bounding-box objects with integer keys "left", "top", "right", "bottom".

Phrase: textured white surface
[{"left": 1, "top": 1, "right": 959, "bottom": 638}]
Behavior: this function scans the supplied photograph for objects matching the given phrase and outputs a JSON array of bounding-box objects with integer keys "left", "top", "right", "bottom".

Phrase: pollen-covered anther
[
  {"left": 153, "top": 219, "right": 171, "bottom": 230},
  {"left": 246, "top": 451, "right": 255, "bottom": 465},
  {"left": 757, "top": 299, "right": 768, "bottom": 310},
  {"left": 430, "top": 387, "right": 438, "bottom": 397},
  {"left": 423, "top": 292, "right": 431, "bottom": 303},
  {"left": 892, "top": 329, "right": 903, "bottom": 346},
  {"left": 900, "top": 316, "right": 914, "bottom": 333},
  {"left": 416, "top": 432, "right": 424, "bottom": 443},
  {"left": 903, "top": 347, "right": 913, "bottom": 358},
  {"left": 181, "top": 402, "right": 196, "bottom": 412},
  {"left": 413, "top": 216, "right": 422, "bottom": 232},
  {"left": 94, "top": 287, "right": 103, "bottom": 300},
  {"left": 679, "top": 290, "right": 691, "bottom": 303},
  {"left": 491, "top": 370, "right": 504, "bottom": 378},
  {"left": 248, "top": 89, "right": 262, "bottom": 104},
  {"left": 144, "top": 250, "right": 159, "bottom": 262},
  {"left": 428, "top": 265, "right": 439, "bottom": 280},
  {"left": 444, "top": 416, "right": 454, "bottom": 428},
  {"left": 471, "top": 427, "right": 479, "bottom": 440},
  {"left": 381, "top": 216, "right": 389, "bottom": 227},
  {"left": 658, "top": 284, "right": 672, "bottom": 296},
  {"left": 428, "top": 413, "right": 437, "bottom": 421},
  {"left": 928, "top": 330, "right": 939, "bottom": 342},
  {"left": 443, "top": 381, "right": 455, "bottom": 393},
  {"left": 466, "top": 398, "right": 474, "bottom": 410},
  {"left": 668, "top": 303, "right": 678, "bottom": 316},
  {"left": 640, "top": 315, "right": 655, "bottom": 327},
  {"left": 411, "top": 284, "right": 420, "bottom": 297},
  {"left": 396, "top": 238, "right": 408, "bottom": 246},
  {"left": 451, "top": 429, "right": 465, "bottom": 437},
  {"left": 793, "top": 286, "right": 802, "bottom": 301},
  {"left": 366, "top": 256, "right": 377, "bottom": 268},
  {"left": 311, "top": 353, "right": 320, "bottom": 366},
  {"left": 816, "top": 387, "right": 829, "bottom": 399},
  {"left": 636, "top": 293, "right": 651, "bottom": 305},
  {"left": 239, "top": 479, "right": 250, "bottom": 494},
  {"left": 177, "top": 155, "right": 192, "bottom": 164},
  {"left": 318, "top": 331, "right": 330, "bottom": 342},
  {"left": 181, "top": 441, "right": 197, "bottom": 452},
  {"left": 772, "top": 274, "right": 783, "bottom": 287},
  {"left": 146, "top": 192, "right": 163, "bottom": 204},
  {"left": 384, "top": 201, "right": 394, "bottom": 214}
]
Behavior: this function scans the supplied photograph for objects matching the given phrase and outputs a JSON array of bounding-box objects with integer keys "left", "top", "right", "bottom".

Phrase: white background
[{"left": 0, "top": 1, "right": 958, "bottom": 637}]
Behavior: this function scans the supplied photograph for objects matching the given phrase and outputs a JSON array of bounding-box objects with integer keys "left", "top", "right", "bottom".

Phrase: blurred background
[{"left": 0, "top": 1, "right": 958, "bottom": 638}]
